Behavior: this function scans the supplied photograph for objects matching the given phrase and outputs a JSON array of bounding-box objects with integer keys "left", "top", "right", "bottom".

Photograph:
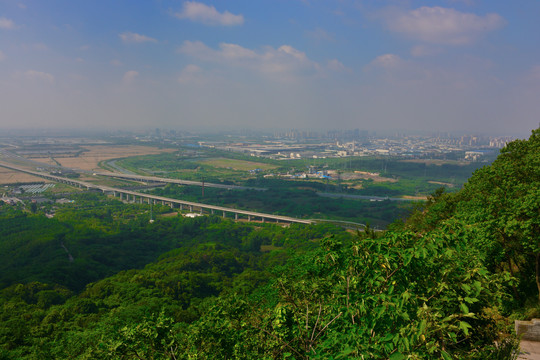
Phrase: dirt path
[{"left": 519, "top": 341, "right": 540, "bottom": 359}]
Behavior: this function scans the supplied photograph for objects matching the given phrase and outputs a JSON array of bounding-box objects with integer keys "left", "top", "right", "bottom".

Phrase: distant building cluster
[
  {"left": 193, "top": 130, "right": 513, "bottom": 162},
  {"left": 56, "top": 127, "right": 515, "bottom": 163},
  {"left": 272, "top": 129, "right": 372, "bottom": 142}
]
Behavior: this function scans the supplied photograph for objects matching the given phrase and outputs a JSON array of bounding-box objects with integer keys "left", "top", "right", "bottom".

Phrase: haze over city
[{"left": 1, "top": 0, "right": 539, "bottom": 136}]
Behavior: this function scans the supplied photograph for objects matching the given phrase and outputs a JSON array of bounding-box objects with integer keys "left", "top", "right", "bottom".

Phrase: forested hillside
[{"left": 0, "top": 129, "right": 538, "bottom": 359}]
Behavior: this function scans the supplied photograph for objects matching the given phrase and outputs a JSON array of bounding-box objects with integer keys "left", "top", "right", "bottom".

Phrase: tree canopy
[{"left": 1, "top": 128, "right": 539, "bottom": 359}]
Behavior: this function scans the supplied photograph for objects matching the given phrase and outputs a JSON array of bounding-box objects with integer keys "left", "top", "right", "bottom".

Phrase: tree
[
  {"left": 92, "top": 311, "right": 180, "bottom": 360},
  {"left": 458, "top": 129, "right": 540, "bottom": 302},
  {"left": 190, "top": 230, "right": 516, "bottom": 359}
]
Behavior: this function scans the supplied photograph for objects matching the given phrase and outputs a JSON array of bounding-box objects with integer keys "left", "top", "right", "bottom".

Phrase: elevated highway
[
  {"left": 92, "top": 171, "right": 266, "bottom": 191},
  {"left": 0, "top": 161, "right": 311, "bottom": 225}
]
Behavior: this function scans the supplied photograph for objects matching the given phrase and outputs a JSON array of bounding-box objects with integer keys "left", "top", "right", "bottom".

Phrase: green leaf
[
  {"left": 419, "top": 319, "right": 427, "bottom": 334},
  {"left": 402, "top": 336, "right": 410, "bottom": 351},
  {"left": 441, "top": 350, "right": 452, "bottom": 360},
  {"left": 459, "top": 321, "right": 471, "bottom": 336},
  {"left": 389, "top": 352, "right": 405, "bottom": 360}
]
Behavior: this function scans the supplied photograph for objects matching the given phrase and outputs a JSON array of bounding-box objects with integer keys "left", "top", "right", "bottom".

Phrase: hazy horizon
[{"left": 1, "top": 1, "right": 539, "bottom": 136}]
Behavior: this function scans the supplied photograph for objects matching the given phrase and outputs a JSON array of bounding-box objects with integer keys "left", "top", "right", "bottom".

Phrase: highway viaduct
[
  {"left": 0, "top": 162, "right": 312, "bottom": 225},
  {"left": 92, "top": 171, "right": 267, "bottom": 191}
]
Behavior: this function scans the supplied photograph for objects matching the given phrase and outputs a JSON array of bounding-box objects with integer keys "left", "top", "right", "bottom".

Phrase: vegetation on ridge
[{"left": 0, "top": 129, "right": 538, "bottom": 359}]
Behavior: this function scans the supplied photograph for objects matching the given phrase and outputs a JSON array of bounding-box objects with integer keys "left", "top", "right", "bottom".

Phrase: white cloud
[
  {"left": 383, "top": 7, "right": 505, "bottom": 45},
  {"left": 123, "top": 70, "right": 139, "bottom": 83},
  {"left": 0, "top": 17, "right": 16, "bottom": 30},
  {"left": 174, "top": 1, "right": 244, "bottom": 26},
  {"left": 119, "top": 32, "right": 157, "bottom": 44},
  {"left": 24, "top": 70, "right": 54, "bottom": 83},
  {"left": 178, "top": 41, "right": 320, "bottom": 80},
  {"left": 369, "top": 54, "right": 403, "bottom": 68},
  {"left": 178, "top": 64, "right": 207, "bottom": 84},
  {"left": 327, "top": 59, "right": 349, "bottom": 72}
]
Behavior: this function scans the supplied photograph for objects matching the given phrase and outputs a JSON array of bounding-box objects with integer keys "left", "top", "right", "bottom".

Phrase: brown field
[
  {"left": 160, "top": 212, "right": 179, "bottom": 217},
  {"left": 402, "top": 195, "right": 428, "bottom": 200},
  {"left": 428, "top": 180, "right": 455, "bottom": 188},
  {"left": 327, "top": 170, "right": 397, "bottom": 183},
  {"left": 51, "top": 145, "right": 176, "bottom": 171},
  {"left": 0, "top": 167, "right": 51, "bottom": 185}
]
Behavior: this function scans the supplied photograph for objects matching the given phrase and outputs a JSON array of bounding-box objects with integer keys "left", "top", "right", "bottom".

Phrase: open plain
[
  {"left": 0, "top": 167, "right": 51, "bottom": 185},
  {"left": 39, "top": 145, "right": 176, "bottom": 172}
]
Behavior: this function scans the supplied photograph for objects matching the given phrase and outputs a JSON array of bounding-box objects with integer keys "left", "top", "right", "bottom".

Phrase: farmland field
[
  {"left": 52, "top": 145, "right": 176, "bottom": 171},
  {"left": 0, "top": 167, "right": 50, "bottom": 185}
]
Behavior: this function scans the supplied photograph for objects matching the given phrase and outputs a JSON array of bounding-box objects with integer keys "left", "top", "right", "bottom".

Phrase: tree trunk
[
  {"left": 536, "top": 253, "right": 540, "bottom": 303},
  {"left": 506, "top": 253, "right": 520, "bottom": 300}
]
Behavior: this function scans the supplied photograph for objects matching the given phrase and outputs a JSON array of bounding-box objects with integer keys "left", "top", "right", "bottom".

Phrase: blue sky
[{"left": 0, "top": 0, "right": 539, "bottom": 135}]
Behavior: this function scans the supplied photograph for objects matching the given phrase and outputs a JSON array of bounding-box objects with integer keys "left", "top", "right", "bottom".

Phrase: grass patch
[{"left": 200, "top": 158, "right": 278, "bottom": 171}]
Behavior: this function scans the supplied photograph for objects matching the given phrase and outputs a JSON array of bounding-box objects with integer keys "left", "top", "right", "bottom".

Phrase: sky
[{"left": 0, "top": 0, "right": 539, "bottom": 136}]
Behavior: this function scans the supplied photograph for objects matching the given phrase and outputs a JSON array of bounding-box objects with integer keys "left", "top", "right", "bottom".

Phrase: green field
[{"left": 199, "top": 157, "right": 278, "bottom": 171}]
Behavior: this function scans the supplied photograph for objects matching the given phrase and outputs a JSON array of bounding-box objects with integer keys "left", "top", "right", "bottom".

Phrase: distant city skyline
[{"left": 0, "top": 0, "right": 539, "bottom": 136}]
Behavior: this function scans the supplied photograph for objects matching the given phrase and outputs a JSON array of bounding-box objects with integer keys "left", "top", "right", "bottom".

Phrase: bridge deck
[{"left": 0, "top": 161, "right": 311, "bottom": 225}]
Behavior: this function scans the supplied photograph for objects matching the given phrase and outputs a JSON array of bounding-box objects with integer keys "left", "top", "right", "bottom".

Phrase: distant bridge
[
  {"left": 92, "top": 171, "right": 267, "bottom": 191},
  {"left": 0, "top": 162, "right": 311, "bottom": 225}
]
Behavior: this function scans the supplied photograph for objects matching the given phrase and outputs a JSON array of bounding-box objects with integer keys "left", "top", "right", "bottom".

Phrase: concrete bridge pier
[
  {"left": 223, "top": 211, "right": 226, "bottom": 218},
  {"left": 262, "top": 217, "right": 265, "bottom": 223},
  {"left": 120, "top": 193, "right": 123, "bottom": 200},
  {"left": 169, "top": 203, "right": 174, "bottom": 209},
  {"left": 235, "top": 213, "right": 238, "bottom": 220},
  {"left": 179, "top": 204, "right": 183, "bottom": 210},
  {"left": 248, "top": 215, "right": 251, "bottom": 222},
  {"left": 189, "top": 205, "right": 193, "bottom": 212}
]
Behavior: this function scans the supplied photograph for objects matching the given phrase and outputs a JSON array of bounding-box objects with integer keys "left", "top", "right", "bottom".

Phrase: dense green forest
[{"left": 0, "top": 129, "right": 538, "bottom": 359}]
